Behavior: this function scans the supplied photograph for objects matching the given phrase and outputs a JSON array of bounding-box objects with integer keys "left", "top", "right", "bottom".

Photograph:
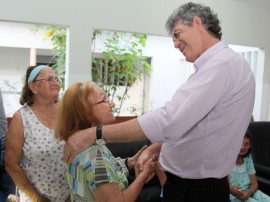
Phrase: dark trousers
[
  {"left": 163, "top": 172, "right": 230, "bottom": 202},
  {"left": 0, "top": 167, "right": 16, "bottom": 202}
]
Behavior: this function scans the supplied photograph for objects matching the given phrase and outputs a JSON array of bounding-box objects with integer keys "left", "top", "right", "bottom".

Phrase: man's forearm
[
  {"left": 102, "top": 118, "right": 147, "bottom": 143},
  {"left": 65, "top": 118, "right": 149, "bottom": 163}
]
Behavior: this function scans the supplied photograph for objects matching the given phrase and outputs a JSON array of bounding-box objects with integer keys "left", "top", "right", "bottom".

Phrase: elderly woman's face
[
  {"left": 29, "top": 68, "right": 60, "bottom": 99},
  {"left": 92, "top": 85, "right": 116, "bottom": 125}
]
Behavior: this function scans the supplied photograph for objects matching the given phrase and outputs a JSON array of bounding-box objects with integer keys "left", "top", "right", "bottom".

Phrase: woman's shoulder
[
  {"left": 18, "top": 104, "right": 30, "bottom": 114},
  {"left": 244, "top": 154, "right": 254, "bottom": 165},
  {"left": 10, "top": 110, "right": 23, "bottom": 125},
  {"left": 244, "top": 154, "right": 253, "bottom": 160},
  {"left": 74, "top": 144, "right": 113, "bottom": 164}
]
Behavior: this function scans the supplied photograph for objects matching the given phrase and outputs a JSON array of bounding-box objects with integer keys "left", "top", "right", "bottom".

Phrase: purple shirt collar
[{"left": 194, "top": 41, "right": 228, "bottom": 72}]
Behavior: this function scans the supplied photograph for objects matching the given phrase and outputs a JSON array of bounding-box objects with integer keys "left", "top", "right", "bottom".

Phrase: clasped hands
[
  {"left": 230, "top": 185, "right": 251, "bottom": 200},
  {"left": 134, "top": 146, "right": 158, "bottom": 182}
]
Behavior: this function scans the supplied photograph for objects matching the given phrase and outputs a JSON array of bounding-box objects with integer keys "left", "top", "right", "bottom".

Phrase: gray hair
[{"left": 165, "top": 2, "right": 222, "bottom": 40}]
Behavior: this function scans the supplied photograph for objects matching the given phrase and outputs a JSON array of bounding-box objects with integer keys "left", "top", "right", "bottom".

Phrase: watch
[{"left": 96, "top": 125, "right": 103, "bottom": 140}]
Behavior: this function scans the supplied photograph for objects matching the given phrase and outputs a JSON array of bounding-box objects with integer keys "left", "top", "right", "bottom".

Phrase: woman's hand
[
  {"left": 239, "top": 189, "right": 252, "bottom": 200},
  {"left": 31, "top": 194, "right": 50, "bottom": 202},
  {"left": 135, "top": 148, "right": 151, "bottom": 177},
  {"left": 230, "top": 185, "right": 244, "bottom": 199},
  {"left": 138, "top": 156, "right": 157, "bottom": 182}
]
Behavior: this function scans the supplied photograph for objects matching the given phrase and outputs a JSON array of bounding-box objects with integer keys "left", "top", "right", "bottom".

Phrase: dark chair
[{"left": 248, "top": 121, "right": 270, "bottom": 195}]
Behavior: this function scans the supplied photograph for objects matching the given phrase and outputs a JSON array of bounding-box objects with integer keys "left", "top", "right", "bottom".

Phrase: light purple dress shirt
[{"left": 138, "top": 41, "right": 255, "bottom": 179}]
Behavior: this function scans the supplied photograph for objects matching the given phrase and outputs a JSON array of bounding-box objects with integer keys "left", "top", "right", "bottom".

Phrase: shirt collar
[{"left": 194, "top": 41, "right": 229, "bottom": 72}]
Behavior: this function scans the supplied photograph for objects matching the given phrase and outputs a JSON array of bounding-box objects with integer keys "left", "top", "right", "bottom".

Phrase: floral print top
[
  {"left": 229, "top": 154, "right": 256, "bottom": 191},
  {"left": 229, "top": 154, "right": 270, "bottom": 202},
  {"left": 19, "top": 104, "right": 69, "bottom": 202}
]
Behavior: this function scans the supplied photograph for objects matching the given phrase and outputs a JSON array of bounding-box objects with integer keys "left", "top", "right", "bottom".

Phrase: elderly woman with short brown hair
[
  {"left": 5, "top": 65, "right": 70, "bottom": 202},
  {"left": 55, "top": 81, "right": 156, "bottom": 202}
]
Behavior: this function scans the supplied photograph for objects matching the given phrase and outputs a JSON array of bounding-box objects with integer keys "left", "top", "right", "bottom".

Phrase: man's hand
[
  {"left": 127, "top": 145, "right": 147, "bottom": 169},
  {"left": 64, "top": 128, "right": 96, "bottom": 163},
  {"left": 135, "top": 143, "right": 161, "bottom": 177}
]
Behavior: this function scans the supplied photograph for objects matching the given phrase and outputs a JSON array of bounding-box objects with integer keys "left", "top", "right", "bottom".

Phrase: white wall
[
  {"left": 0, "top": 0, "right": 270, "bottom": 120},
  {"left": 143, "top": 35, "right": 194, "bottom": 109},
  {"left": 0, "top": 23, "right": 192, "bottom": 117}
]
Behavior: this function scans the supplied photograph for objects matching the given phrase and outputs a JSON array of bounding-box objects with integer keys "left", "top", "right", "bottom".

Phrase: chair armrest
[{"left": 254, "top": 163, "right": 270, "bottom": 178}]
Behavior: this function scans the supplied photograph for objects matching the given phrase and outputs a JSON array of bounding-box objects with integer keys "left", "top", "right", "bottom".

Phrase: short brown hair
[{"left": 55, "top": 82, "right": 100, "bottom": 141}]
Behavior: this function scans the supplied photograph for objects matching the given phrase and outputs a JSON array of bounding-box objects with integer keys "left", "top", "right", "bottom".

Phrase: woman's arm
[
  {"left": 238, "top": 174, "right": 258, "bottom": 200},
  {"left": 92, "top": 157, "right": 156, "bottom": 202},
  {"left": 248, "top": 174, "right": 258, "bottom": 194},
  {"left": 240, "top": 155, "right": 259, "bottom": 200},
  {"left": 228, "top": 175, "right": 244, "bottom": 199},
  {"left": 245, "top": 174, "right": 258, "bottom": 197},
  {"left": 5, "top": 111, "right": 49, "bottom": 201}
]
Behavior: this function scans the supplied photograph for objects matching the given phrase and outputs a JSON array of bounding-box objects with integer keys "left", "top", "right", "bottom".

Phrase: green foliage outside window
[{"left": 31, "top": 25, "right": 152, "bottom": 115}]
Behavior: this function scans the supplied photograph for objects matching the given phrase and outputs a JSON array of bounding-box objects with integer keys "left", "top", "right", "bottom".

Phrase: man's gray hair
[{"left": 165, "top": 2, "right": 222, "bottom": 40}]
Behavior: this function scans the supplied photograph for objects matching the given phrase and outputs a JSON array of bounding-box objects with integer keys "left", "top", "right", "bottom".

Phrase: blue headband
[{"left": 27, "top": 65, "right": 51, "bottom": 83}]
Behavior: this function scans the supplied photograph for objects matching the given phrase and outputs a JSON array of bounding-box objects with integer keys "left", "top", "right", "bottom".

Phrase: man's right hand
[{"left": 64, "top": 128, "right": 96, "bottom": 163}]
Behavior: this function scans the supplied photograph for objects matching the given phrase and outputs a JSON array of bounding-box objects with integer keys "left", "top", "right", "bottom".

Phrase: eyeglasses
[
  {"left": 172, "top": 23, "right": 187, "bottom": 42},
  {"left": 95, "top": 97, "right": 113, "bottom": 105},
  {"left": 34, "top": 77, "right": 61, "bottom": 84}
]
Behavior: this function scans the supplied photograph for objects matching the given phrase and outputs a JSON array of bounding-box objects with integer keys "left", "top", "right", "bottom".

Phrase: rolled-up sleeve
[
  {"left": 138, "top": 112, "right": 165, "bottom": 143},
  {"left": 137, "top": 41, "right": 252, "bottom": 145}
]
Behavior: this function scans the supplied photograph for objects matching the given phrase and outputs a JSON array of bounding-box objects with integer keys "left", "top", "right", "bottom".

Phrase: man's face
[{"left": 172, "top": 19, "right": 202, "bottom": 62}]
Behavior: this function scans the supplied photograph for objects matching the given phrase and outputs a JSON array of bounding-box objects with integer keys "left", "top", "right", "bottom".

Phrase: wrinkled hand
[
  {"left": 64, "top": 128, "right": 96, "bottom": 163},
  {"left": 230, "top": 185, "right": 244, "bottom": 199},
  {"left": 135, "top": 147, "right": 151, "bottom": 177},
  {"left": 239, "top": 190, "right": 251, "bottom": 200},
  {"left": 33, "top": 194, "right": 50, "bottom": 202},
  {"left": 138, "top": 156, "right": 157, "bottom": 182},
  {"left": 135, "top": 148, "right": 159, "bottom": 183},
  {"left": 128, "top": 145, "right": 147, "bottom": 169}
]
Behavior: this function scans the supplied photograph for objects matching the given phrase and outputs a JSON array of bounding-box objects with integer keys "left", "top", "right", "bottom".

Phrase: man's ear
[{"left": 192, "top": 16, "right": 204, "bottom": 31}]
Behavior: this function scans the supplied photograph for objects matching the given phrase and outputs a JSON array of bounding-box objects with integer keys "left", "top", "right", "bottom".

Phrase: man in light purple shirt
[{"left": 64, "top": 2, "right": 255, "bottom": 201}]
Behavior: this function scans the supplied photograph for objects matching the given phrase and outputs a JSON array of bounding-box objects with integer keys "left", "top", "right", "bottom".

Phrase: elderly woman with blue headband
[{"left": 5, "top": 65, "right": 70, "bottom": 202}]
